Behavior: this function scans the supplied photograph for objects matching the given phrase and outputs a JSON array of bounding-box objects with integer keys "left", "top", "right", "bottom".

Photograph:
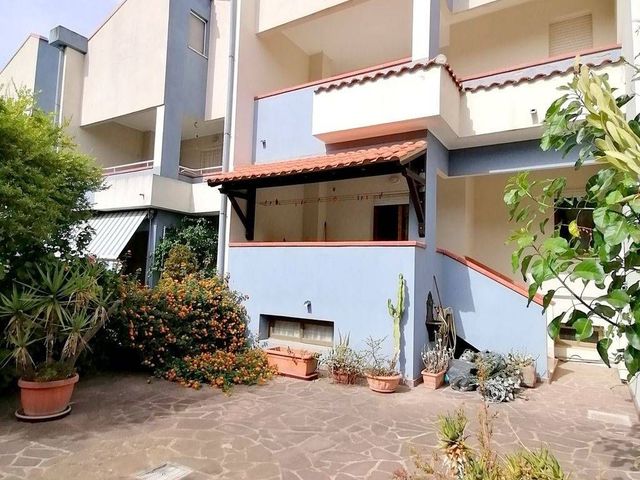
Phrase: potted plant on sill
[
  {"left": 507, "top": 352, "right": 537, "bottom": 388},
  {"left": 421, "top": 335, "right": 453, "bottom": 390},
  {"left": 265, "top": 346, "right": 319, "bottom": 380},
  {"left": 0, "top": 261, "right": 116, "bottom": 420},
  {"left": 364, "top": 273, "right": 405, "bottom": 393},
  {"left": 320, "top": 332, "right": 364, "bottom": 385}
]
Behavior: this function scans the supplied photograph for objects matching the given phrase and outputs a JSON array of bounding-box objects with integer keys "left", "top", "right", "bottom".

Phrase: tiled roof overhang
[
  {"left": 461, "top": 45, "right": 623, "bottom": 92},
  {"left": 207, "top": 140, "right": 427, "bottom": 188},
  {"left": 314, "top": 56, "right": 462, "bottom": 93}
]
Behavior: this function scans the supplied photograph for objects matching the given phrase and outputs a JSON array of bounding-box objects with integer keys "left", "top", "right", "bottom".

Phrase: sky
[{"left": 0, "top": 0, "right": 122, "bottom": 69}]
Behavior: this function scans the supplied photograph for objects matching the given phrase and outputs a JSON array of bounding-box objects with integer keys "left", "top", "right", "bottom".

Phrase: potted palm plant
[
  {"left": 364, "top": 274, "right": 405, "bottom": 393},
  {"left": 421, "top": 335, "right": 453, "bottom": 390},
  {"left": 0, "top": 260, "right": 116, "bottom": 420},
  {"left": 320, "top": 332, "right": 364, "bottom": 384}
]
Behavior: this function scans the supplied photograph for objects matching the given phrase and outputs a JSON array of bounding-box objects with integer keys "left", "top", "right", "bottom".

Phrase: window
[
  {"left": 549, "top": 14, "right": 593, "bottom": 57},
  {"left": 554, "top": 197, "right": 594, "bottom": 252},
  {"left": 559, "top": 324, "right": 604, "bottom": 345},
  {"left": 268, "top": 317, "right": 334, "bottom": 346},
  {"left": 188, "top": 11, "right": 207, "bottom": 56},
  {"left": 373, "top": 204, "right": 409, "bottom": 241}
]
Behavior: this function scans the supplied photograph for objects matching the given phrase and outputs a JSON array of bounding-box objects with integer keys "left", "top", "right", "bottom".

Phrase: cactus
[{"left": 387, "top": 273, "right": 405, "bottom": 366}]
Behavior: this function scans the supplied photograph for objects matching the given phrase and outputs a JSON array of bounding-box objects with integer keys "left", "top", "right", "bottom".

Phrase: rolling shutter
[{"left": 549, "top": 14, "right": 593, "bottom": 57}]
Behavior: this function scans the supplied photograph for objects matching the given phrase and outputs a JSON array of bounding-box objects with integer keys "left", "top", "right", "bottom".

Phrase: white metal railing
[
  {"left": 178, "top": 165, "right": 223, "bottom": 178},
  {"left": 102, "top": 160, "right": 154, "bottom": 176}
]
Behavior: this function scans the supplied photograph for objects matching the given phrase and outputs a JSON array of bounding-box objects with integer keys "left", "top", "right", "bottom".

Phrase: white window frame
[{"left": 188, "top": 11, "right": 208, "bottom": 58}]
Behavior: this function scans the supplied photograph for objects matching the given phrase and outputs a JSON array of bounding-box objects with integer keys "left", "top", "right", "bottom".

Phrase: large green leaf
[
  {"left": 597, "top": 338, "right": 612, "bottom": 367},
  {"left": 542, "top": 237, "right": 569, "bottom": 255},
  {"left": 542, "top": 290, "right": 555, "bottom": 313},
  {"left": 573, "top": 318, "right": 594, "bottom": 341},
  {"left": 547, "top": 312, "right": 565, "bottom": 339},
  {"left": 571, "top": 259, "right": 605, "bottom": 283},
  {"left": 623, "top": 345, "right": 640, "bottom": 377},
  {"left": 600, "top": 289, "right": 631, "bottom": 308},
  {"left": 626, "top": 323, "right": 640, "bottom": 351}
]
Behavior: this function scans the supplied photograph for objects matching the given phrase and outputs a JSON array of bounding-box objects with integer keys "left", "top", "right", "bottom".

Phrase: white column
[
  {"left": 412, "top": 0, "right": 440, "bottom": 61},
  {"left": 153, "top": 105, "right": 166, "bottom": 175}
]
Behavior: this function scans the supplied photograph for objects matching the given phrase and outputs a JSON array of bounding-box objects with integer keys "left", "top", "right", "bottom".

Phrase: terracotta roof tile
[
  {"left": 207, "top": 140, "right": 427, "bottom": 186},
  {"left": 461, "top": 45, "right": 622, "bottom": 92},
  {"left": 314, "top": 56, "right": 462, "bottom": 93}
]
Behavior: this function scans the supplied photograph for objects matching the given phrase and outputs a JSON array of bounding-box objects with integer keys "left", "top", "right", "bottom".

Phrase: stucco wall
[
  {"left": 257, "top": 0, "right": 352, "bottom": 32},
  {"left": 228, "top": 243, "right": 422, "bottom": 379},
  {"left": 254, "top": 86, "right": 326, "bottom": 163},
  {"left": 444, "top": 0, "right": 616, "bottom": 77},
  {"left": 205, "top": 0, "right": 231, "bottom": 120},
  {"left": 81, "top": 0, "right": 170, "bottom": 125},
  {"left": 438, "top": 252, "right": 548, "bottom": 376},
  {"left": 0, "top": 35, "right": 40, "bottom": 96}
]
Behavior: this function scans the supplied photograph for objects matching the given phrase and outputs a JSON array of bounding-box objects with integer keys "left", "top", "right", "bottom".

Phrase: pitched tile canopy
[{"left": 207, "top": 140, "right": 426, "bottom": 187}]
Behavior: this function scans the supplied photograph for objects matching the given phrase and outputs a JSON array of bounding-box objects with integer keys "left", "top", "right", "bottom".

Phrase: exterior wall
[
  {"left": 312, "top": 66, "right": 453, "bottom": 143},
  {"left": 254, "top": 87, "right": 326, "bottom": 163},
  {"left": 81, "top": 0, "right": 171, "bottom": 125},
  {"left": 93, "top": 172, "right": 221, "bottom": 214},
  {"left": 228, "top": 243, "right": 424, "bottom": 379},
  {"left": 438, "top": 252, "right": 548, "bottom": 376},
  {"left": 0, "top": 35, "right": 58, "bottom": 113},
  {"left": 205, "top": 0, "right": 232, "bottom": 120},
  {"left": 445, "top": 0, "right": 617, "bottom": 77},
  {"left": 232, "top": 0, "right": 310, "bottom": 169},
  {"left": 146, "top": 210, "right": 182, "bottom": 285},
  {"left": 257, "top": 0, "right": 352, "bottom": 32}
]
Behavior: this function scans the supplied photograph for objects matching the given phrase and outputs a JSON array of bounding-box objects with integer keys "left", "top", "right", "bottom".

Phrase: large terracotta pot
[
  {"left": 18, "top": 374, "right": 79, "bottom": 417},
  {"left": 265, "top": 347, "right": 318, "bottom": 380},
  {"left": 421, "top": 369, "right": 446, "bottom": 390},
  {"left": 332, "top": 370, "right": 358, "bottom": 385},
  {"left": 365, "top": 373, "right": 401, "bottom": 393}
]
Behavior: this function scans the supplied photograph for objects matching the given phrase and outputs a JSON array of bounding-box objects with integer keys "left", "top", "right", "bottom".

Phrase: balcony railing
[
  {"left": 178, "top": 165, "right": 223, "bottom": 178},
  {"left": 102, "top": 160, "right": 153, "bottom": 176}
]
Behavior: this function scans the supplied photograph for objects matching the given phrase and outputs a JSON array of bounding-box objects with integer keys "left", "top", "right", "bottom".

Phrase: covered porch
[{"left": 209, "top": 136, "right": 433, "bottom": 381}]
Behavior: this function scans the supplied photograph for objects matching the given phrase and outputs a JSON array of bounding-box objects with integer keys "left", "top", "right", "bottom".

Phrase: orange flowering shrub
[
  {"left": 115, "top": 272, "right": 248, "bottom": 373},
  {"left": 165, "top": 349, "right": 277, "bottom": 391}
]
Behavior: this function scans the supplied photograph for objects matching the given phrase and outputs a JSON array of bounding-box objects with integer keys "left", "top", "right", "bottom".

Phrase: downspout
[{"left": 216, "top": 0, "right": 239, "bottom": 275}]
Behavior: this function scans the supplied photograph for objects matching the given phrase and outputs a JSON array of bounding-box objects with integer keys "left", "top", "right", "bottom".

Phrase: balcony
[{"left": 228, "top": 241, "right": 427, "bottom": 379}]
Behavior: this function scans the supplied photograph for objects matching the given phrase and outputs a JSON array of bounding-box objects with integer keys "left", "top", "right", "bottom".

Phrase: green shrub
[{"left": 165, "top": 349, "right": 276, "bottom": 391}]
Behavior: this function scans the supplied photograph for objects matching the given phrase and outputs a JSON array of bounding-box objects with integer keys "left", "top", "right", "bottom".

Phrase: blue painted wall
[
  {"left": 158, "top": 0, "right": 211, "bottom": 178},
  {"left": 254, "top": 87, "right": 326, "bottom": 164},
  {"left": 228, "top": 244, "right": 423, "bottom": 379},
  {"left": 449, "top": 139, "right": 581, "bottom": 177},
  {"left": 33, "top": 39, "right": 59, "bottom": 114},
  {"left": 437, "top": 252, "right": 548, "bottom": 376}
]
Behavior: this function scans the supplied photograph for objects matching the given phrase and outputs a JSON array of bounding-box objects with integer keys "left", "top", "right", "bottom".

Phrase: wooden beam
[
  {"left": 403, "top": 169, "right": 425, "bottom": 237},
  {"left": 245, "top": 188, "right": 256, "bottom": 241}
]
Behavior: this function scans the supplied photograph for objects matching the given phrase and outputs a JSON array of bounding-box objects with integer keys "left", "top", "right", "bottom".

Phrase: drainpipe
[{"left": 216, "top": 0, "right": 239, "bottom": 275}]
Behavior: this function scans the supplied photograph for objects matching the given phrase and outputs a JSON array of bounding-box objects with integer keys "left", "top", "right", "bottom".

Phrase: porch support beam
[
  {"left": 402, "top": 155, "right": 426, "bottom": 238},
  {"left": 222, "top": 188, "right": 256, "bottom": 241}
]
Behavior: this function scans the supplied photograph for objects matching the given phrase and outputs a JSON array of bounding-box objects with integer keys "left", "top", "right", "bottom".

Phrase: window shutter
[{"left": 549, "top": 14, "right": 593, "bottom": 57}]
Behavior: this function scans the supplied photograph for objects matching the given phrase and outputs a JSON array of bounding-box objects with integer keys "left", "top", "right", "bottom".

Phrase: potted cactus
[
  {"left": 421, "top": 335, "right": 453, "bottom": 389},
  {"left": 364, "top": 273, "right": 404, "bottom": 393}
]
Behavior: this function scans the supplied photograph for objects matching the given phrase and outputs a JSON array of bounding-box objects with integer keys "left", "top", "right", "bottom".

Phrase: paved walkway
[{"left": 0, "top": 362, "right": 638, "bottom": 480}]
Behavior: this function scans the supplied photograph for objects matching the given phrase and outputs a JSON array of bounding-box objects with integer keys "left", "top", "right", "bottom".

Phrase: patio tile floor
[{"left": 0, "top": 361, "right": 638, "bottom": 479}]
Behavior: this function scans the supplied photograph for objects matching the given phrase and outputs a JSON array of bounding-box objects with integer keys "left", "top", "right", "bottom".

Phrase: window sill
[{"left": 188, "top": 46, "right": 208, "bottom": 59}]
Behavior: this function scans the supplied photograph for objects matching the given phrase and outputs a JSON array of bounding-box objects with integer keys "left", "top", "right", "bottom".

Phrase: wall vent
[{"left": 549, "top": 14, "right": 593, "bottom": 57}]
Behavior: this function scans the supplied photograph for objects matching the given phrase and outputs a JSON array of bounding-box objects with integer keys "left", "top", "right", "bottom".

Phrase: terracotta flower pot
[
  {"left": 332, "top": 371, "right": 358, "bottom": 385},
  {"left": 421, "top": 369, "right": 446, "bottom": 390},
  {"left": 520, "top": 364, "right": 537, "bottom": 388},
  {"left": 265, "top": 347, "right": 318, "bottom": 380},
  {"left": 365, "top": 373, "right": 401, "bottom": 393},
  {"left": 18, "top": 374, "right": 79, "bottom": 417}
]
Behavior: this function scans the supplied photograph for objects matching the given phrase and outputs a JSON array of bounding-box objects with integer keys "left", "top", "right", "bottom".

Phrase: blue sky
[{"left": 0, "top": 0, "right": 122, "bottom": 68}]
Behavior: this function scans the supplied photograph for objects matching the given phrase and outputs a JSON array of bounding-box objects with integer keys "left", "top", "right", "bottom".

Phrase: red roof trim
[
  {"left": 255, "top": 57, "right": 411, "bottom": 100},
  {"left": 461, "top": 44, "right": 621, "bottom": 82},
  {"left": 437, "top": 248, "right": 544, "bottom": 306},
  {"left": 230, "top": 241, "right": 426, "bottom": 248}
]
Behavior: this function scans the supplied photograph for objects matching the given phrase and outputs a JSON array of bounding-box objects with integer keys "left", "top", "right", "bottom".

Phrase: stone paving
[{"left": 0, "top": 361, "right": 638, "bottom": 480}]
